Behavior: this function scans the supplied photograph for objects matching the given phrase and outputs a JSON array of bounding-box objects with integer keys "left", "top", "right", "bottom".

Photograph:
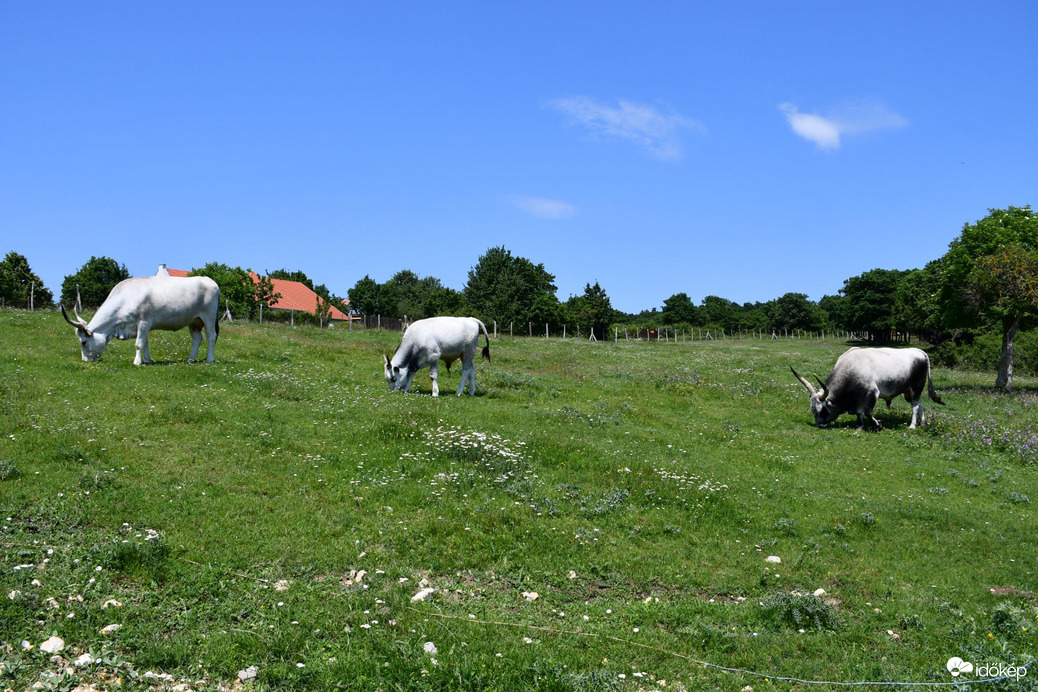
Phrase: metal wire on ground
[{"left": 411, "top": 608, "right": 1033, "bottom": 688}]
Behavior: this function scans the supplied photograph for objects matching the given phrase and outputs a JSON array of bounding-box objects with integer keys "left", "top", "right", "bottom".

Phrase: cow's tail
[
  {"left": 478, "top": 319, "right": 491, "bottom": 363},
  {"left": 927, "top": 358, "right": 944, "bottom": 405}
]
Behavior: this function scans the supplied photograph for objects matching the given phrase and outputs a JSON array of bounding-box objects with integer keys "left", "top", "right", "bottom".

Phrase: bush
[
  {"left": 930, "top": 328, "right": 1038, "bottom": 376},
  {"left": 761, "top": 590, "right": 842, "bottom": 631}
]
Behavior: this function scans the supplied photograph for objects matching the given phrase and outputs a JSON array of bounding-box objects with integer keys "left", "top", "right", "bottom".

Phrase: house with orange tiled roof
[
  {"left": 249, "top": 272, "right": 351, "bottom": 323},
  {"left": 155, "top": 265, "right": 352, "bottom": 324}
]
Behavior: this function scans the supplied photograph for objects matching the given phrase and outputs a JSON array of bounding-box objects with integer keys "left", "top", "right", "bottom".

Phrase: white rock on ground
[{"left": 40, "top": 637, "right": 64, "bottom": 653}]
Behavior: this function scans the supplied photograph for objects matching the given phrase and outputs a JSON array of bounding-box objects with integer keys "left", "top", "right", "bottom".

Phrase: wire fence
[{"left": 355, "top": 315, "right": 906, "bottom": 344}]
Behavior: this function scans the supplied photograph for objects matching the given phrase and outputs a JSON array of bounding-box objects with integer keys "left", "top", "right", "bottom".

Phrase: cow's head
[
  {"left": 384, "top": 354, "right": 416, "bottom": 393},
  {"left": 791, "top": 366, "right": 837, "bottom": 427},
  {"left": 62, "top": 305, "right": 107, "bottom": 362}
]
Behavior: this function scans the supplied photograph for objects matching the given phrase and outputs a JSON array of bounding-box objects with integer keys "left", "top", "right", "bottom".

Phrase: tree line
[{"left": 2, "top": 206, "right": 1036, "bottom": 389}]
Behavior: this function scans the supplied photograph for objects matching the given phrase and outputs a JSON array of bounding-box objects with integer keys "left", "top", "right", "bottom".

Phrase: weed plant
[{"left": 1, "top": 309, "right": 1036, "bottom": 690}]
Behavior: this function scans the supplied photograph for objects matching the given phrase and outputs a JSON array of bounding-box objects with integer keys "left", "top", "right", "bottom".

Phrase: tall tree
[
  {"left": 0, "top": 251, "right": 53, "bottom": 309},
  {"left": 939, "top": 205, "right": 1038, "bottom": 390},
  {"left": 464, "top": 246, "right": 559, "bottom": 327},
  {"left": 660, "top": 292, "right": 698, "bottom": 325},
  {"left": 254, "top": 274, "right": 281, "bottom": 312},
  {"left": 383, "top": 270, "right": 425, "bottom": 319},
  {"left": 347, "top": 275, "right": 385, "bottom": 316},
  {"left": 768, "top": 292, "right": 825, "bottom": 333},
  {"left": 190, "top": 263, "right": 256, "bottom": 320},
  {"left": 839, "top": 268, "right": 908, "bottom": 342},
  {"left": 893, "top": 261, "right": 945, "bottom": 344},
  {"left": 699, "top": 295, "right": 740, "bottom": 333},
  {"left": 818, "top": 293, "right": 848, "bottom": 332},
  {"left": 60, "top": 256, "right": 130, "bottom": 309},
  {"left": 568, "top": 281, "right": 614, "bottom": 339}
]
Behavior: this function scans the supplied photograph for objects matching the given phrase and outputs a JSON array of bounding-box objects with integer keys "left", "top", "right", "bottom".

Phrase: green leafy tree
[
  {"left": 60, "top": 256, "right": 130, "bottom": 309},
  {"left": 893, "top": 261, "right": 945, "bottom": 344},
  {"left": 839, "top": 268, "right": 908, "bottom": 342},
  {"left": 661, "top": 292, "right": 698, "bottom": 325},
  {"left": 768, "top": 292, "right": 826, "bottom": 333},
  {"left": 464, "top": 246, "right": 559, "bottom": 327},
  {"left": 939, "top": 206, "right": 1038, "bottom": 390},
  {"left": 384, "top": 270, "right": 425, "bottom": 319},
  {"left": 567, "top": 281, "right": 614, "bottom": 339},
  {"left": 347, "top": 275, "right": 386, "bottom": 316},
  {"left": 423, "top": 285, "right": 466, "bottom": 317},
  {"left": 0, "top": 251, "right": 53, "bottom": 309},
  {"left": 254, "top": 274, "right": 281, "bottom": 311},
  {"left": 315, "top": 295, "right": 332, "bottom": 327},
  {"left": 818, "top": 294, "right": 848, "bottom": 332},
  {"left": 190, "top": 263, "right": 255, "bottom": 320},
  {"left": 699, "top": 295, "right": 740, "bottom": 333},
  {"left": 739, "top": 302, "right": 770, "bottom": 332}
]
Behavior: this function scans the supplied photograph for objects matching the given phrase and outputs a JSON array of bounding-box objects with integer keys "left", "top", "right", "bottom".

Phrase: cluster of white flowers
[{"left": 654, "top": 468, "right": 729, "bottom": 494}]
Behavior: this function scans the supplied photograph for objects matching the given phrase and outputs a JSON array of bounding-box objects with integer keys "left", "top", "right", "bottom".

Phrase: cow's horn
[
  {"left": 61, "top": 304, "right": 91, "bottom": 335},
  {"left": 61, "top": 304, "right": 78, "bottom": 327},
  {"left": 814, "top": 375, "right": 829, "bottom": 400},
  {"left": 790, "top": 367, "right": 816, "bottom": 395}
]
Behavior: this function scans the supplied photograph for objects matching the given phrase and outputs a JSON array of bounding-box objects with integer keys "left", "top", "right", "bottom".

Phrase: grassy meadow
[{"left": 1, "top": 308, "right": 1036, "bottom": 691}]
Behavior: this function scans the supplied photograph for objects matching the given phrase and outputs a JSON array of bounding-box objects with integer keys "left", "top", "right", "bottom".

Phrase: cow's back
[
  {"left": 99, "top": 276, "right": 219, "bottom": 330},
  {"left": 830, "top": 347, "right": 928, "bottom": 397},
  {"left": 404, "top": 316, "right": 479, "bottom": 353}
]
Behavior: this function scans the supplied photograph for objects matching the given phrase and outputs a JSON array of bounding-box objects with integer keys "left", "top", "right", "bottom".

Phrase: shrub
[
  {"left": 0, "top": 459, "right": 19, "bottom": 481},
  {"left": 761, "top": 590, "right": 842, "bottom": 631}
]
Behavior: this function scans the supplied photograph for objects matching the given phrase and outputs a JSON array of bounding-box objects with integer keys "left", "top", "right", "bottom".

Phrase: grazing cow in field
[
  {"left": 384, "top": 316, "right": 491, "bottom": 396},
  {"left": 791, "top": 347, "right": 944, "bottom": 430},
  {"left": 62, "top": 276, "right": 220, "bottom": 365}
]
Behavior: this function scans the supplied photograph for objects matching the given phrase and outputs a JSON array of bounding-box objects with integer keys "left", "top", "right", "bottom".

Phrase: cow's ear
[{"left": 384, "top": 354, "right": 391, "bottom": 366}]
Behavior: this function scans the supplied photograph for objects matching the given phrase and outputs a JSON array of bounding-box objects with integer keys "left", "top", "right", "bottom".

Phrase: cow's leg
[
  {"left": 429, "top": 358, "right": 440, "bottom": 397},
  {"left": 188, "top": 324, "right": 203, "bottom": 363},
  {"left": 134, "top": 322, "right": 152, "bottom": 365},
  {"left": 863, "top": 390, "right": 882, "bottom": 430},
  {"left": 205, "top": 319, "right": 217, "bottom": 362},
  {"left": 909, "top": 398, "right": 923, "bottom": 429},
  {"left": 458, "top": 355, "right": 474, "bottom": 396}
]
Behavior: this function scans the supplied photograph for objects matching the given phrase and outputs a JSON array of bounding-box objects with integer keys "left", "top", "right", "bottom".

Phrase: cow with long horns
[
  {"left": 62, "top": 275, "right": 220, "bottom": 365},
  {"left": 791, "top": 347, "right": 944, "bottom": 430}
]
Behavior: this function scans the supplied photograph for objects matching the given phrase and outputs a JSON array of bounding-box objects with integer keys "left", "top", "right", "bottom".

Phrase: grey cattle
[
  {"left": 62, "top": 275, "right": 220, "bottom": 365},
  {"left": 384, "top": 316, "right": 490, "bottom": 396},
  {"left": 791, "top": 347, "right": 944, "bottom": 430}
]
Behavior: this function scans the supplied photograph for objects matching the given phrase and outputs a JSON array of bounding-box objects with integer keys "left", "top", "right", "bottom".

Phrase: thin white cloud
[
  {"left": 779, "top": 101, "right": 907, "bottom": 151},
  {"left": 549, "top": 96, "right": 704, "bottom": 161},
  {"left": 510, "top": 195, "right": 576, "bottom": 219}
]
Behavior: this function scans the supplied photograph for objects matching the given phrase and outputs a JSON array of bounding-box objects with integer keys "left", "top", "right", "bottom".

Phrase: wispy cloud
[
  {"left": 510, "top": 195, "right": 576, "bottom": 219},
  {"left": 779, "top": 101, "right": 908, "bottom": 151},
  {"left": 549, "top": 96, "right": 704, "bottom": 161}
]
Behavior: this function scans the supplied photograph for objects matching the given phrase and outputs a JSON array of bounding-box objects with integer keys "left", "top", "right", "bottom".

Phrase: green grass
[{"left": 1, "top": 308, "right": 1035, "bottom": 690}]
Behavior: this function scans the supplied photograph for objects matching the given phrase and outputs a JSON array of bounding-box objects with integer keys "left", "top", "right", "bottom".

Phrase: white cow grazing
[
  {"left": 62, "top": 275, "right": 220, "bottom": 365},
  {"left": 384, "top": 316, "right": 491, "bottom": 396}
]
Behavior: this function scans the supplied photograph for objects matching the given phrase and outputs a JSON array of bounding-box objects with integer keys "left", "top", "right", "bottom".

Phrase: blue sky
[{"left": 2, "top": 2, "right": 1036, "bottom": 314}]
